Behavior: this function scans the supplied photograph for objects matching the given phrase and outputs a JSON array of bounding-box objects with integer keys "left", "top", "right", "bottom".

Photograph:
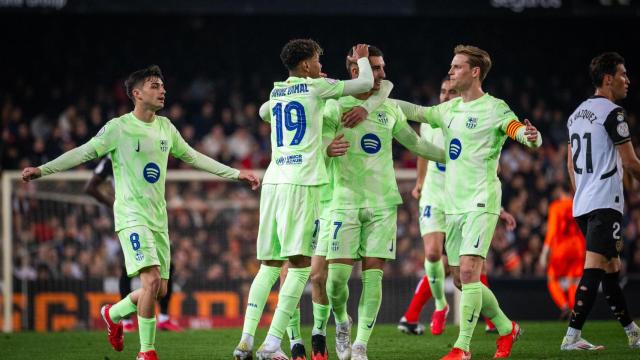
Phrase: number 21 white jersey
[{"left": 567, "top": 96, "right": 630, "bottom": 217}]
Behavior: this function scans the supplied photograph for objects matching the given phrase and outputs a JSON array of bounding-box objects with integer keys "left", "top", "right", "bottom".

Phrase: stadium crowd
[
  {"left": 5, "top": 71, "right": 640, "bottom": 285},
  {"left": 3, "top": 16, "right": 640, "bottom": 284}
]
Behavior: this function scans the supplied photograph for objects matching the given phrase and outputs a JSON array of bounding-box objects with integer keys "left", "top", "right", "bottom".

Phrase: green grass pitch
[{"left": 2, "top": 321, "right": 636, "bottom": 359}]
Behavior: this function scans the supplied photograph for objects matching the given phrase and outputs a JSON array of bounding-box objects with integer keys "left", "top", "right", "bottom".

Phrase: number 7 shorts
[
  {"left": 117, "top": 226, "right": 171, "bottom": 279},
  {"left": 257, "top": 183, "right": 319, "bottom": 260},
  {"left": 326, "top": 206, "right": 398, "bottom": 261},
  {"left": 445, "top": 211, "right": 498, "bottom": 267}
]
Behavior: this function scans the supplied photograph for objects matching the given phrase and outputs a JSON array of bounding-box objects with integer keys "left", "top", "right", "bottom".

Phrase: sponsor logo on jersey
[
  {"left": 276, "top": 154, "right": 303, "bottom": 165},
  {"left": 96, "top": 125, "right": 106, "bottom": 137},
  {"left": 617, "top": 122, "right": 629, "bottom": 137},
  {"left": 361, "top": 133, "right": 382, "bottom": 154},
  {"left": 377, "top": 112, "right": 388, "bottom": 125},
  {"left": 617, "top": 111, "right": 625, "bottom": 122},
  {"left": 143, "top": 162, "right": 161, "bottom": 183},
  {"left": 324, "top": 78, "right": 338, "bottom": 85},
  {"left": 466, "top": 117, "right": 478, "bottom": 129},
  {"left": 449, "top": 138, "right": 462, "bottom": 160},
  {"left": 160, "top": 139, "right": 168, "bottom": 152},
  {"left": 436, "top": 162, "right": 446, "bottom": 171}
]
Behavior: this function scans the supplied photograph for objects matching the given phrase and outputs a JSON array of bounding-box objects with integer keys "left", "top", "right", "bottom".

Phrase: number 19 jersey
[
  {"left": 263, "top": 76, "right": 345, "bottom": 186},
  {"left": 567, "top": 96, "right": 630, "bottom": 217}
]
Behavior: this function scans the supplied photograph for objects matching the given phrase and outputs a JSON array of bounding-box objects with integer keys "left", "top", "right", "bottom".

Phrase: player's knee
[
  {"left": 311, "top": 270, "right": 327, "bottom": 288},
  {"left": 459, "top": 267, "right": 476, "bottom": 284},
  {"left": 425, "top": 250, "right": 441, "bottom": 263}
]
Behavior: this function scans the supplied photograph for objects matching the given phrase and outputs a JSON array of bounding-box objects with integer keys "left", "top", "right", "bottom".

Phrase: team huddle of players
[{"left": 20, "top": 38, "right": 640, "bottom": 360}]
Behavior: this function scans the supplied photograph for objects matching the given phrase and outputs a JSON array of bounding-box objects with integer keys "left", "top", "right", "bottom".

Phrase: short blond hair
[{"left": 454, "top": 45, "right": 492, "bottom": 82}]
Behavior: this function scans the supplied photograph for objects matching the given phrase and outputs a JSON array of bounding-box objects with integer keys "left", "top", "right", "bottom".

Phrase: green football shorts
[
  {"left": 326, "top": 206, "right": 397, "bottom": 260},
  {"left": 445, "top": 211, "right": 498, "bottom": 266},
  {"left": 257, "top": 183, "right": 319, "bottom": 260},
  {"left": 117, "top": 225, "right": 170, "bottom": 279},
  {"left": 419, "top": 203, "right": 446, "bottom": 236},
  {"left": 314, "top": 201, "right": 332, "bottom": 257}
]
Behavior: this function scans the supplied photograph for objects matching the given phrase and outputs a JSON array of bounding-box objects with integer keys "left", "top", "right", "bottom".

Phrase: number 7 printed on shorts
[{"left": 333, "top": 221, "right": 343, "bottom": 240}]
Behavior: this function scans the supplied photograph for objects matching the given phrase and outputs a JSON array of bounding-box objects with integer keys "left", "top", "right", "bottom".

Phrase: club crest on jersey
[
  {"left": 160, "top": 139, "right": 168, "bottom": 152},
  {"left": 377, "top": 112, "right": 388, "bottom": 125},
  {"left": 466, "top": 117, "right": 478, "bottom": 129},
  {"left": 135, "top": 251, "right": 144, "bottom": 262}
]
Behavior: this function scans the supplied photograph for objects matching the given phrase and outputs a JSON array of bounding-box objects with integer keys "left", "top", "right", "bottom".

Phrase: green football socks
[{"left": 354, "top": 269, "right": 383, "bottom": 346}]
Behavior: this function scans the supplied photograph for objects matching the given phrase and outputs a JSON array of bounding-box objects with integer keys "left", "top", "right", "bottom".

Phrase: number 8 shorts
[{"left": 117, "top": 225, "right": 171, "bottom": 279}]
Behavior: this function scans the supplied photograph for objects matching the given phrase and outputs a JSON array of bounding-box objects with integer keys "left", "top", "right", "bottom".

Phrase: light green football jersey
[
  {"left": 90, "top": 112, "right": 191, "bottom": 232},
  {"left": 418, "top": 124, "right": 446, "bottom": 208},
  {"left": 263, "top": 76, "right": 345, "bottom": 186},
  {"left": 324, "top": 96, "right": 409, "bottom": 209},
  {"left": 319, "top": 113, "right": 336, "bottom": 203},
  {"left": 422, "top": 93, "right": 520, "bottom": 215}
]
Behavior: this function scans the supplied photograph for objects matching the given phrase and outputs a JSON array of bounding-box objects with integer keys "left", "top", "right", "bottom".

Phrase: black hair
[
  {"left": 280, "top": 39, "right": 323, "bottom": 71},
  {"left": 590, "top": 52, "right": 625, "bottom": 87},
  {"left": 124, "top": 65, "right": 164, "bottom": 103}
]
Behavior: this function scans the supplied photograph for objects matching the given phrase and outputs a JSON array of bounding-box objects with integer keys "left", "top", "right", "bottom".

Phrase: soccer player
[
  {"left": 307, "top": 78, "right": 394, "bottom": 360},
  {"left": 22, "top": 65, "right": 260, "bottom": 360},
  {"left": 538, "top": 185, "right": 584, "bottom": 320},
  {"left": 85, "top": 156, "right": 182, "bottom": 332},
  {"left": 562, "top": 52, "right": 640, "bottom": 351},
  {"left": 395, "top": 45, "right": 542, "bottom": 360},
  {"left": 324, "top": 45, "right": 446, "bottom": 360},
  {"left": 232, "top": 40, "right": 375, "bottom": 360},
  {"left": 398, "top": 76, "right": 515, "bottom": 336}
]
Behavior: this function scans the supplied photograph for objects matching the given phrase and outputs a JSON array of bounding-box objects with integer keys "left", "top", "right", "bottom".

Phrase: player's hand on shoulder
[
  {"left": 22, "top": 167, "right": 41, "bottom": 182},
  {"left": 523, "top": 119, "right": 538, "bottom": 142},
  {"left": 238, "top": 170, "right": 260, "bottom": 190},
  {"left": 327, "top": 134, "right": 350, "bottom": 157},
  {"left": 342, "top": 106, "right": 368, "bottom": 128}
]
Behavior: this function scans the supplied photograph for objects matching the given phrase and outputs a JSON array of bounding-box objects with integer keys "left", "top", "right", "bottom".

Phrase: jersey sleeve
[
  {"left": 322, "top": 99, "right": 342, "bottom": 158},
  {"left": 311, "top": 77, "right": 346, "bottom": 100},
  {"left": 89, "top": 119, "right": 119, "bottom": 157},
  {"left": 94, "top": 157, "right": 113, "bottom": 179},
  {"left": 259, "top": 101, "right": 271, "bottom": 123},
  {"left": 359, "top": 80, "right": 393, "bottom": 113},
  {"left": 603, "top": 107, "right": 631, "bottom": 145},
  {"left": 169, "top": 122, "right": 240, "bottom": 179},
  {"left": 393, "top": 99, "right": 445, "bottom": 128},
  {"left": 392, "top": 106, "right": 446, "bottom": 163}
]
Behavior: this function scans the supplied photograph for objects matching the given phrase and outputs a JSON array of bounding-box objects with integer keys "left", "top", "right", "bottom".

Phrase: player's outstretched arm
[
  {"left": 617, "top": 141, "right": 640, "bottom": 182},
  {"left": 394, "top": 122, "right": 445, "bottom": 163},
  {"left": 341, "top": 80, "right": 394, "bottom": 128},
  {"left": 22, "top": 142, "right": 99, "bottom": 182},
  {"left": 171, "top": 126, "right": 260, "bottom": 189},
  {"left": 341, "top": 44, "right": 374, "bottom": 97}
]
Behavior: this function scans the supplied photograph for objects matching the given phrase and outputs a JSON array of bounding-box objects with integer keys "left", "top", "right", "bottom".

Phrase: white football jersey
[{"left": 567, "top": 96, "right": 630, "bottom": 217}]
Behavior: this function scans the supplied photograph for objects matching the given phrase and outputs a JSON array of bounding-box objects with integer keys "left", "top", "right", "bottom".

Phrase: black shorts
[{"left": 575, "top": 208, "right": 623, "bottom": 259}]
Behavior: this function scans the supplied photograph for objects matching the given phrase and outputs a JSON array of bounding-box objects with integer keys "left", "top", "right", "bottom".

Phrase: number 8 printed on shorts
[{"left": 130, "top": 232, "right": 141, "bottom": 251}]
